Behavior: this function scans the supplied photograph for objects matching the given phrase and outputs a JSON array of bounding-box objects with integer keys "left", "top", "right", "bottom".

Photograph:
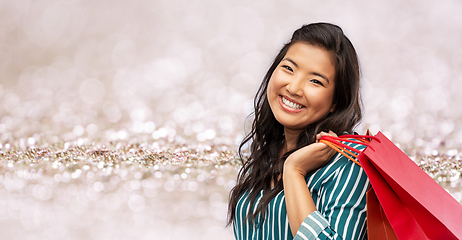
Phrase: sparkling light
[{"left": 0, "top": 0, "right": 462, "bottom": 239}]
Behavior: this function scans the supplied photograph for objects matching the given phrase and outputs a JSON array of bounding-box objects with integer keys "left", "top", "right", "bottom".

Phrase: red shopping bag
[
  {"left": 366, "top": 187, "right": 398, "bottom": 240},
  {"left": 321, "top": 131, "right": 462, "bottom": 240}
]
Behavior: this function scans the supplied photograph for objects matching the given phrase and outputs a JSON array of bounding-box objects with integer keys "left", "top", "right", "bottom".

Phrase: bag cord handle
[{"left": 319, "top": 134, "right": 381, "bottom": 167}]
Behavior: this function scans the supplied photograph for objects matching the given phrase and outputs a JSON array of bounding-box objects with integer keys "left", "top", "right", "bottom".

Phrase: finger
[
  {"left": 328, "top": 130, "right": 338, "bottom": 137},
  {"left": 316, "top": 130, "right": 337, "bottom": 141},
  {"left": 316, "top": 131, "right": 328, "bottom": 141}
]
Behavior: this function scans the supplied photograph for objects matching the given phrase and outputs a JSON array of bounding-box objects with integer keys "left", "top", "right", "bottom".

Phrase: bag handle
[
  {"left": 319, "top": 133, "right": 381, "bottom": 167},
  {"left": 321, "top": 139, "right": 363, "bottom": 166}
]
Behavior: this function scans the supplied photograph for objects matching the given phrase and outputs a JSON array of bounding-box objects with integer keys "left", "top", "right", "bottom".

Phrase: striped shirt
[{"left": 233, "top": 142, "right": 368, "bottom": 240}]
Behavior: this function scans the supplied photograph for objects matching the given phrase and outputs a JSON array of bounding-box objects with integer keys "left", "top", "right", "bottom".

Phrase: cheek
[
  {"left": 270, "top": 70, "right": 285, "bottom": 86},
  {"left": 309, "top": 90, "right": 335, "bottom": 110},
  {"left": 267, "top": 77, "right": 277, "bottom": 97}
]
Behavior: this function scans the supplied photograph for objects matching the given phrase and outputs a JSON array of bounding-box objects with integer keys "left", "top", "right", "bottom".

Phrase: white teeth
[{"left": 282, "top": 96, "right": 303, "bottom": 109}]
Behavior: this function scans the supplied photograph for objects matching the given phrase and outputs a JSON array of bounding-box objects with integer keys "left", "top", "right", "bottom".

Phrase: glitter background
[{"left": 1, "top": 0, "right": 462, "bottom": 239}]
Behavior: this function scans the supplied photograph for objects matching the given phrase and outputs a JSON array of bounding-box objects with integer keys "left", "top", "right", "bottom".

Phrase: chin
[{"left": 280, "top": 123, "right": 308, "bottom": 132}]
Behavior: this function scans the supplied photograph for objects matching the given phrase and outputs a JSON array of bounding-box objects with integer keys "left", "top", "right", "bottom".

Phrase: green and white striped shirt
[{"left": 233, "top": 142, "right": 368, "bottom": 240}]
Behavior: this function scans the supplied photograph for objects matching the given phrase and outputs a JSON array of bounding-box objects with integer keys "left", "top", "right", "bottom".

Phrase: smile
[{"left": 281, "top": 96, "right": 304, "bottom": 110}]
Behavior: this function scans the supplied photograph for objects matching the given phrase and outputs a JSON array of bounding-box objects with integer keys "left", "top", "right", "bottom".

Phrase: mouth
[{"left": 281, "top": 95, "right": 305, "bottom": 110}]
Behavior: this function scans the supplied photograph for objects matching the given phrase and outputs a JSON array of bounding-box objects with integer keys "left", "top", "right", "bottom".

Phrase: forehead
[
  {"left": 283, "top": 42, "right": 336, "bottom": 79},
  {"left": 285, "top": 42, "right": 334, "bottom": 65}
]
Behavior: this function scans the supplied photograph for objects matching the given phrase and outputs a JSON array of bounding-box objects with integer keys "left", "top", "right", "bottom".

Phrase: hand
[{"left": 284, "top": 131, "right": 338, "bottom": 176}]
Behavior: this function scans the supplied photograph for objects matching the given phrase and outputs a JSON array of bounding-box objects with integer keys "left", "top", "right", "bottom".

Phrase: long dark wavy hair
[{"left": 227, "top": 22, "right": 362, "bottom": 225}]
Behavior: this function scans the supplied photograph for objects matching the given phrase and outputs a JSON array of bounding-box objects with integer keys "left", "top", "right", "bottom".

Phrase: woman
[{"left": 228, "top": 23, "right": 368, "bottom": 240}]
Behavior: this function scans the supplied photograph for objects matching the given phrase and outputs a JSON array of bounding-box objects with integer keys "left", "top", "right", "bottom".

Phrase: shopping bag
[
  {"left": 366, "top": 187, "right": 398, "bottom": 240},
  {"left": 320, "top": 131, "right": 462, "bottom": 240}
]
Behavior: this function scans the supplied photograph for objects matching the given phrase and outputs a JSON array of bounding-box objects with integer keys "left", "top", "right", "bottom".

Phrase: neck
[{"left": 283, "top": 128, "right": 302, "bottom": 153}]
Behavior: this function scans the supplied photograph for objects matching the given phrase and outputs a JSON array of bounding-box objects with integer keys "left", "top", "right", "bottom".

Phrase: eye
[
  {"left": 311, "top": 79, "right": 324, "bottom": 86},
  {"left": 282, "top": 65, "right": 293, "bottom": 72}
]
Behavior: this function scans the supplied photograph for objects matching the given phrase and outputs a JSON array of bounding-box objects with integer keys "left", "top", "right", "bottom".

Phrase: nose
[{"left": 286, "top": 77, "right": 303, "bottom": 97}]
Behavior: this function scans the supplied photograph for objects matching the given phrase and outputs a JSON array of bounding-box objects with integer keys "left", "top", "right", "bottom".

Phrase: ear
[{"left": 330, "top": 103, "right": 337, "bottom": 113}]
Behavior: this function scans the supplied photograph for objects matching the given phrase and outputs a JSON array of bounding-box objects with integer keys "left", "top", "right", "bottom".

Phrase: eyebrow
[{"left": 282, "top": 58, "right": 331, "bottom": 84}]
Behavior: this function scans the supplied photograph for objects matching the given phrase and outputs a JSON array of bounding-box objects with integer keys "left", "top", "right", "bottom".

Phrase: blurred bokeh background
[{"left": 1, "top": 0, "right": 461, "bottom": 239}]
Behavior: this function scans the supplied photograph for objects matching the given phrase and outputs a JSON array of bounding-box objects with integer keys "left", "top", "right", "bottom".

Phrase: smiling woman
[{"left": 228, "top": 23, "right": 366, "bottom": 240}]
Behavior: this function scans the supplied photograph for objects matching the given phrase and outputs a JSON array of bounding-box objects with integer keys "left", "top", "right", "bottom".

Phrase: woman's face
[{"left": 267, "top": 42, "right": 336, "bottom": 132}]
